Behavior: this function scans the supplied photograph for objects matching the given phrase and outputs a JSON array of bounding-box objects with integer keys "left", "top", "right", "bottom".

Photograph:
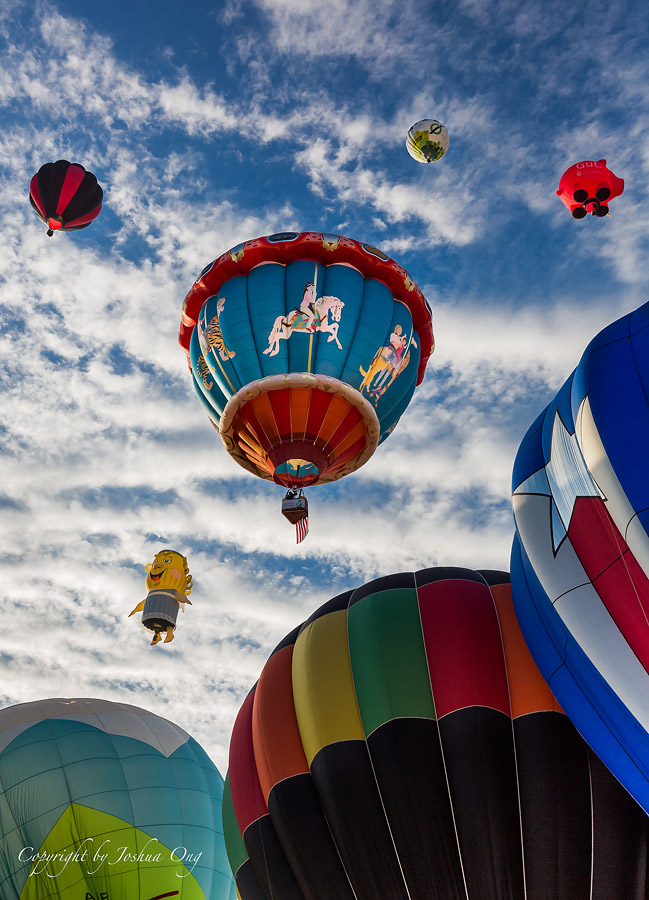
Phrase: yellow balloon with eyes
[{"left": 145, "top": 550, "right": 193, "bottom": 595}]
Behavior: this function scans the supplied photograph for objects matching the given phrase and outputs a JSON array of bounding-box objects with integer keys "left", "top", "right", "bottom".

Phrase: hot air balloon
[
  {"left": 29, "top": 159, "right": 103, "bottom": 236},
  {"left": 0, "top": 697, "right": 235, "bottom": 900},
  {"left": 556, "top": 159, "right": 624, "bottom": 218},
  {"left": 512, "top": 299, "right": 649, "bottom": 817},
  {"left": 405, "top": 119, "right": 449, "bottom": 163},
  {"left": 223, "top": 567, "right": 649, "bottom": 900},
  {"left": 179, "top": 232, "right": 434, "bottom": 540},
  {"left": 129, "top": 549, "right": 193, "bottom": 645}
]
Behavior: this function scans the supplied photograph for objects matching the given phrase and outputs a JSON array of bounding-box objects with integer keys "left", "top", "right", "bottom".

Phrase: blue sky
[{"left": 1, "top": 0, "right": 648, "bottom": 771}]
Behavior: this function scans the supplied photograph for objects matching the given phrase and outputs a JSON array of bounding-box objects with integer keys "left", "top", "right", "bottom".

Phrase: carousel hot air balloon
[
  {"left": 223, "top": 567, "right": 649, "bottom": 900},
  {"left": 405, "top": 119, "right": 449, "bottom": 163},
  {"left": 556, "top": 159, "right": 624, "bottom": 218},
  {"left": 0, "top": 697, "right": 235, "bottom": 900},
  {"left": 512, "top": 299, "right": 649, "bottom": 817},
  {"left": 29, "top": 160, "right": 103, "bottom": 236},
  {"left": 179, "top": 232, "right": 434, "bottom": 541}
]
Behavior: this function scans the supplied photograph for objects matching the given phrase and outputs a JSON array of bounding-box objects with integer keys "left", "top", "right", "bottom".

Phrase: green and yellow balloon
[{"left": 406, "top": 119, "right": 449, "bottom": 163}]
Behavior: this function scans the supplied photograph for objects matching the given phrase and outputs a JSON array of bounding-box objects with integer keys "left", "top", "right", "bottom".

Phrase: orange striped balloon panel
[{"left": 230, "top": 386, "right": 369, "bottom": 487}]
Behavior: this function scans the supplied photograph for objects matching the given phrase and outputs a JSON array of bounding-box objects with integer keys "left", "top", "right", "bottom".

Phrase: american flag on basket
[{"left": 296, "top": 517, "right": 309, "bottom": 543}]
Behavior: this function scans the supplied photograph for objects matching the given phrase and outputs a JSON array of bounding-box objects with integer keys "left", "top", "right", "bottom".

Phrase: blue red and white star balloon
[{"left": 511, "top": 300, "right": 649, "bottom": 813}]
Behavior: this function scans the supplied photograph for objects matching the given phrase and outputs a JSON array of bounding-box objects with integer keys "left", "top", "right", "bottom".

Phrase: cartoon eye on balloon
[
  {"left": 223, "top": 566, "right": 648, "bottom": 900},
  {"left": 179, "top": 232, "right": 434, "bottom": 543},
  {"left": 29, "top": 159, "right": 103, "bottom": 236},
  {"left": 512, "top": 299, "right": 649, "bottom": 817}
]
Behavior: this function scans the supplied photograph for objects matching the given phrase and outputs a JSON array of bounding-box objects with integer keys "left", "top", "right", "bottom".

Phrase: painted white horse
[{"left": 263, "top": 295, "right": 345, "bottom": 357}]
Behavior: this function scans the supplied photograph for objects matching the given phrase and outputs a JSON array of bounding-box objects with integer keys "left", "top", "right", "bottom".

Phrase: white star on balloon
[{"left": 514, "top": 410, "right": 603, "bottom": 550}]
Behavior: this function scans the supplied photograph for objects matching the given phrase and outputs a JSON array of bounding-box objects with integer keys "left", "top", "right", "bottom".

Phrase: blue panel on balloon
[
  {"left": 285, "top": 259, "right": 321, "bottom": 374},
  {"left": 380, "top": 373, "right": 419, "bottom": 440},
  {"left": 511, "top": 410, "right": 546, "bottom": 490},
  {"left": 582, "top": 337, "right": 649, "bottom": 507},
  {"left": 251, "top": 262, "right": 289, "bottom": 378},
  {"left": 218, "top": 276, "right": 257, "bottom": 391},
  {"left": 582, "top": 309, "right": 630, "bottom": 355},
  {"left": 541, "top": 376, "right": 573, "bottom": 461},
  {"left": 191, "top": 325, "right": 231, "bottom": 411},
  {"left": 129, "top": 785, "right": 182, "bottom": 826},
  {"left": 210, "top": 275, "right": 249, "bottom": 393},
  {"left": 315, "top": 263, "right": 365, "bottom": 378},
  {"left": 340, "top": 278, "right": 395, "bottom": 389},
  {"left": 631, "top": 318, "right": 649, "bottom": 403},
  {"left": 377, "top": 306, "right": 419, "bottom": 421},
  {"left": 55, "top": 728, "right": 117, "bottom": 766},
  {"left": 199, "top": 291, "right": 245, "bottom": 398},
  {"left": 66, "top": 756, "right": 129, "bottom": 800},
  {"left": 120, "top": 752, "right": 178, "bottom": 790},
  {"left": 191, "top": 371, "right": 224, "bottom": 423}
]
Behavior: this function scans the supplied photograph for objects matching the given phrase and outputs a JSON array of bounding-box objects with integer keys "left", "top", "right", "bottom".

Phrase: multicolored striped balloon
[
  {"left": 224, "top": 568, "right": 648, "bottom": 900},
  {"left": 179, "top": 232, "right": 433, "bottom": 490},
  {"left": 512, "top": 299, "right": 649, "bottom": 816},
  {"left": 0, "top": 698, "right": 234, "bottom": 900}
]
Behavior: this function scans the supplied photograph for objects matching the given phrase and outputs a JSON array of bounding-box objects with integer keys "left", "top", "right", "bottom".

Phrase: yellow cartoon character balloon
[{"left": 129, "top": 550, "right": 193, "bottom": 645}]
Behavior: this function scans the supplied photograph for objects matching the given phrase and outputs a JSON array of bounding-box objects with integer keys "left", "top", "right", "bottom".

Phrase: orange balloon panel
[{"left": 229, "top": 385, "right": 372, "bottom": 487}]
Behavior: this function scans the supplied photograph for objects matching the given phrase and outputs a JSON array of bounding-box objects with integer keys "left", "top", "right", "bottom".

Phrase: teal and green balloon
[{"left": 0, "top": 698, "right": 235, "bottom": 900}]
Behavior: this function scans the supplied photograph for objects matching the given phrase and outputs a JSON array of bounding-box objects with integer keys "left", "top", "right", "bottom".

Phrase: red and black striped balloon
[
  {"left": 29, "top": 160, "right": 103, "bottom": 236},
  {"left": 224, "top": 567, "right": 649, "bottom": 900}
]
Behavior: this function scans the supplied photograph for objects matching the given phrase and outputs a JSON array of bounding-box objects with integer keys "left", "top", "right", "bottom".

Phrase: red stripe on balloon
[
  {"left": 29, "top": 175, "right": 46, "bottom": 218},
  {"left": 56, "top": 164, "right": 86, "bottom": 214},
  {"left": 63, "top": 204, "right": 102, "bottom": 228},
  {"left": 268, "top": 389, "right": 291, "bottom": 440},
  {"left": 305, "top": 390, "right": 333, "bottom": 440},
  {"left": 229, "top": 688, "right": 269, "bottom": 833},
  {"left": 327, "top": 406, "right": 361, "bottom": 451},
  {"left": 418, "top": 577, "right": 511, "bottom": 719},
  {"left": 567, "top": 496, "right": 649, "bottom": 672},
  {"left": 253, "top": 645, "right": 309, "bottom": 801}
]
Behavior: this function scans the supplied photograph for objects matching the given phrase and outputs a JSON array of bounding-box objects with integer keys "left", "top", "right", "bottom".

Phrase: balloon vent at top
[
  {"left": 406, "top": 119, "right": 449, "bottom": 163},
  {"left": 29, "top": 159, "right": 103, "bottom": 236},
  {"left": 179, "top": 231, "right": 434, "bottom": 490}
]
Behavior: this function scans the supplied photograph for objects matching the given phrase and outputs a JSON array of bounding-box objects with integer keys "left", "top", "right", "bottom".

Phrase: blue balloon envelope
[
  {"left": 180, "top": 232, "right": 433, "bottom": 491},
  {"left": 511, "top": 300, "right": 649, "bottom": 813}
]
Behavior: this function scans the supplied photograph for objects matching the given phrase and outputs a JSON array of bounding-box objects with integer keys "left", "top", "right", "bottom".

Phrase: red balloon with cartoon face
[{"left": 556, "top": 159, "right": 624, "bottom": 218}]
